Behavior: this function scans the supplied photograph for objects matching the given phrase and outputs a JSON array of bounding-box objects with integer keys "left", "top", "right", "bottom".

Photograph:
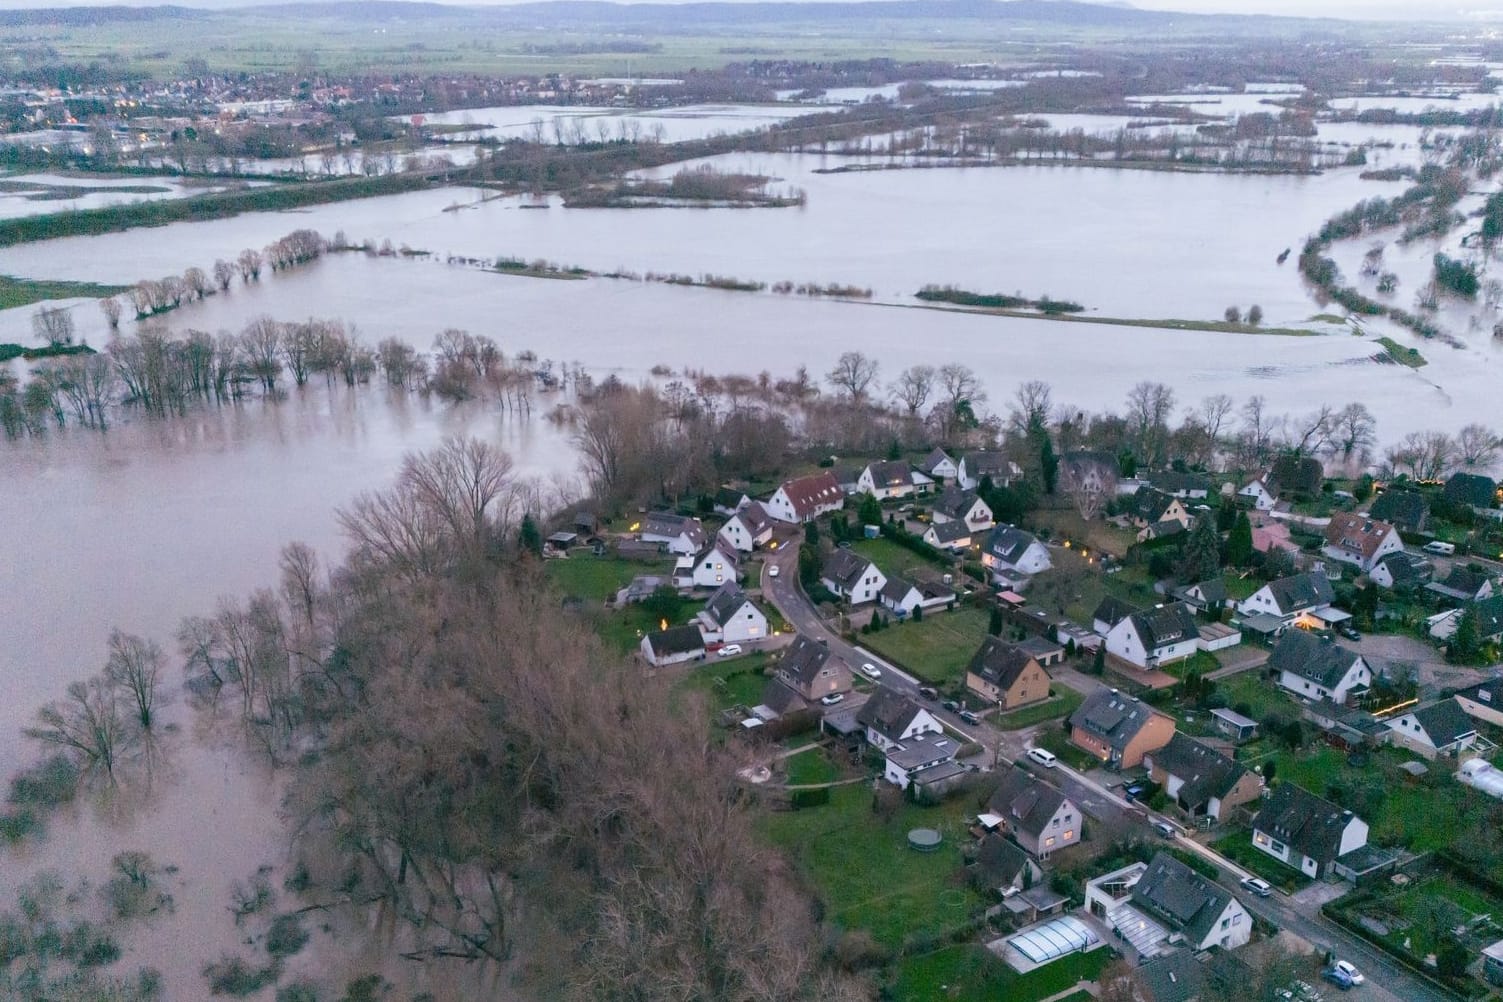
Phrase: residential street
[{"left": 757, "top": 537, "right": 1461, "bottom": 1002}]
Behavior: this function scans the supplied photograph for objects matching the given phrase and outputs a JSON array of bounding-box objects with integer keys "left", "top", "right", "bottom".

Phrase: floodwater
[
  {"left": 0, "top": 380, "right": 575, "bottom": 997},
  {"left": 0, "top": 172, "right": 267, "bottom": 220},
  {"left": 0, "top": 152, "right": 1412, "bottom": 323},
  {"left": 417, "top": 102, "right": 806, "bottom": 144}
]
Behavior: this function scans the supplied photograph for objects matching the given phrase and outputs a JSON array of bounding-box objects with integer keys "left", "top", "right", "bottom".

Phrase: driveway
[{"left": 1349, "top": 633, "right": 1491, "bottom": 694}]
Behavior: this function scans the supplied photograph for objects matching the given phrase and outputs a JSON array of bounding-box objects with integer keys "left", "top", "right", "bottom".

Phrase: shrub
[
  {"left": 0, "top": 809, "right": 39, "bottom": 844},
  {"left": 790, "top": 788, "right": 830, "bottom": 809},
  {"left": 278, "top": 983, "right": 321, "bottom": 1002},
  {"left": 203, "top": 956, "right": 280, "bottom": 996},
  {"left": 62, "top": 922, "right": 121, "bottom": 967},
  {"left": 7, "top": 755, "right": 79, "bottom": 809},
  {"left": 265, "top": 914, "right": 310, "bottom": 959}
]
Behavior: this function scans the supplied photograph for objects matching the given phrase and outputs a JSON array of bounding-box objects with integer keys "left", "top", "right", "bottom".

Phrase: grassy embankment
[
  {"left": 907, "top": 289, "right": 1318, "bottom": 336},
  {"left": 0, "top": 276, "right": 128, "bottom": 311},
  {"left": 0, "top": 173, "right": 432, "bottom": 248},
  {"left": 1374, "top": 336, "right": 1427, "bottom": 367}
]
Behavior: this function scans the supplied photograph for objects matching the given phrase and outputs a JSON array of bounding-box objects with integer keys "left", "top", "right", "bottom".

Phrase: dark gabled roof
[
  {"left": 1093, "top": 596, "right": 1139, "bottom": 627},
  {"left": 932, "top": 486, "right": 984, "bottom": 521},
  {"left": 881, "top": 576, "right": 918, "bottom": 604},
  {"left": 1149, "top": 733, "right": 1250, "bottom": 808},
  {"left": 1445, "top": 472, "right": 1499, "bottom": 509},
  {"left": 1149, "top": 470, "right": 1212, "bottom": 496},
  {"left": 760, "top": 678, "right": 807, "bottom": 714},
  {"left": 1408, "top": 699, "right": 1478, "bottom": 747},
  {"left": 1477, "top": 595, "right": 1503, "bottom": 640},
  {"left": 961, "top": 450, "right": 1010, "bottom": 476},
  {"left": 1439, "top": 566, "right": 1491, "bottom": 598},
  {"left": 983, "top": 525, "right": 1041, "bottom": 565},
  {"left": 987, "top": 766, "right": 1071, "bottom": 842},
  {"left": 1252, "top": 783, "right": 1358, "bottom": 863},
  {"left": 973, "top": 832, "right": 1033, "bottom": 887},
  {"left": 918, "top": 447, "right": 955, "bottom": 475},
  {"left": 714, "top": 487, "right": 749, "bottom": 510},
  {"left": 1134, "top": 950, "right": 1208, "bottom": 1002},
  {"left": 1455, "top": 676, "right": 1503, "bottom": 710},
  {"left": 1183, "top": 578, "right": 1228, "bottom": 605},
  {"left": 1265, "top": 571, "right": 1334, "bottom": 613},
  {"left": 1376, "top": 550, "right": 1431, "bottom": 584},
  {"left": 864, "top": 459, "right": 912, "bottom": 489},
  {"left": 778, "top": 635, "right": 837, "bottom": 687},
  {"left": 1370, "top": 489, "right": 1428, "bottom": 529},
  {"left": 641, "top": 511, "right": 705, "bottom": 545},
  {"left": 1132, "top": 852, "right": 1236, "bottom": 946},
  {"left": 1126, "top": 603, "right": 1201, "bottom": 650},
  {"left": 822, "top": 548, "right": 878, "bottom": 590},
  {"left": 702, "top": 584, "right": 754, "bottom": 628},
  {"left": 927, "top": 520, "right": 971, "bottom": 544},
  {"left": 857, "top": 688, "right": 926, "bottom": 742},
  {"left": 1130, "top": 488, "right": 1180, "bottom": 523},
  {"left": 1268, "top": 630, "right": 1362, "bottom": 688},
  {"left": 1069, "top": 689, "right": 1165, "bottom": 752},
  {"left": 729, "top": 500, "right": 774, "bottom": 536},
  {"left": 645, "top": 625, "right": 705, "bottom": 658},
  {"left": 967, "top": 637, "right": 1042, "bottom": 690}
]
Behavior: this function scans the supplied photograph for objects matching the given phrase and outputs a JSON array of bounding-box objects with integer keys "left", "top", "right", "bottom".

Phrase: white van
[
  {"left": 1026, "top": 747, "right": 1058, "bottom": 769},
  {"left": 1422, "top": 541, "right": 1456, "bottom": 555}
]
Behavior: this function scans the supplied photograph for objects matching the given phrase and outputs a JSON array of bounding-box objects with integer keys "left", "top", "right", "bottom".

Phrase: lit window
[{"left": 1045, "top": 837, "right": 1055, "bottom": 847}]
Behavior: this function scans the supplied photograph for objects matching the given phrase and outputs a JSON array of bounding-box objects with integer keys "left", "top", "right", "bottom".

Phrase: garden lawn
[
  {"left": 889, "top": 943, "right": 1109, "bottom": 1002},
  {"left": 760, "top": 785, "right": 984, "bottom": 950},
  {"left": 851, "top": 536, "right": 950, "bottom": 578},
  {"left": 1211, "top": 831, "right": 1311, "bottom": 893},
  {"left": 784, "top": 748, "right": 839, "bottom": 786},
  {"left": 993, "top": 689, "right": 1084, "bottom": 731},
  {"left": 1032, "top": 729, "right": 1101, "bottom": 773},
  {"left": 1214, "top": 671, "right": 1292, "bottom": 725},
  {"left": 545, "top": 555, "right": 673, "bottom": 603},
  {"left": 861, "top": 607, "right": 990, "bottom": 685}
]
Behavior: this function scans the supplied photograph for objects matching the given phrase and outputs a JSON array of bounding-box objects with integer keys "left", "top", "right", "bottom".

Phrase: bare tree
[
  {"left": 213, "top": 259, "right": 236, "bottom": 291},
  {"left": 1458, "top": 423, "right": 1502, "bottom": 468},
  {"left": 1285, "top": 405, "right": 1334, "bottom": 457},
  {"left": 105, "top": 629, "right": 164, "bottom": 731},
  {"left": 1331, "top": 403, "right": 1377, "bottom": 465},
  {"left": 26, "top": 676, "right": 127, "bottom": 780},
  {"left": 237, "top": 248, "right": 264, "bottom": 283},
  {"left": 1125, "top": 381, "right": 1175, "bottom": 467},
  {"left": 31, "top": 305, "right": 74, "bottom": 347},
  {"left": 99, "top": 296, "right": 122, "bottom": 330},
  {"left": 1237, "top": 395, "right": 1275, "bottom": 467},
  {"left": 400, "top": 437, "right": 518, "bottom": 553},
  {"left": 825, "top": 351, "right": 879, "bottom": 402},
  {"left": 240, "top": 317, "right": 283, "bottom": 391},
  {"left": 1008, "top": 379, "right": 1052, "bottom": 439},
  {"left": 890, "top": 365, "right": 935, "bottom": 417},
  {"left": 183, "top": 266, "right": 210, "bottom": 301}
]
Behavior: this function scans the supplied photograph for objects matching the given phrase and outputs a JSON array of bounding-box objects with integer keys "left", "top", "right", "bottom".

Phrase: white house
[
  {"left": 957, "top": 451, "right": 1019, "bottom": 491},
  {"left": 1321, "top": 512, "right": 1404, "bottom": 574},
  {"left": 1385, "top": 699, "right": 1479, "bottom": 760},
  {"left": 767, "top": 472, "right": 844, "bottom": 524},
  {"left": 917, "top": 448, "right": 958, "bottom": 484},
  {"left": 674, "top": 539, "right": 740, "bottom": 590},
  {"left": 1105, "top": 603, "right": 1201, "bottom": 671},
  {"left": 1268, "top": 630, "right": 1370, "bottom": 705},
  {"left": 1251, "top": 783, "right": 1369, "bottom": 879},
  {"left": 931, "top": 487, "right": 994, "bottom": 533},
  {"left": 882, "top": 733, "right": 959, "bottom": 789},
  {"left": 821, "top": 549, "right": 887, "bottom": 604},
  {"left": 879, "top": 576, "right": 956, "bottom": 617},
  {"left": 717, "top": 500, "right": 775, "bottom": 552},
  {"left": 637, "top": 511, "right": 708, "bottom": 555},
  {"left": 1131, "top": 853, "right": 1251, "bottom": 952},
  {"left": 857, "top": 460, "right": 919, "bottom": 500},
  {"left": 1237, "top": 571, "right": 1334, "bottom": 623},
  {"left": 856, "top": 688, "right": 943, "bottom": 752},
  {"left": 640, "top": 625, "right": 706, "bottom": 668},
  {"left": 986, "top": 766, "right": 1082, "bottom": 859},
  {"left": 980, "top": 525, "right": 1052, "bottom": 582},
  {"left": 1238, "top": 476, "right": 1280, "bottom": 511},
  {"left": 696, "top": 584, "right": 769, "bottom": 646},
  {"left": 923, "top": 520, "right": 972, "bottom": 552}
]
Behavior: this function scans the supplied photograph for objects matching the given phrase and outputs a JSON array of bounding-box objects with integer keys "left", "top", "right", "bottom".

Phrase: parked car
[
  {"left": 768, "top": 565, "right": 780, "bottom": 578},
  {"left": 959, "top": 709, "right": 980, "bottom": 725},
  {"left": 918, "top": 686, "right": 939, "bottom": 701},
  {"left": 1322, "top": 967, "right": 1354, "bottom": 990},
  {"left": 1333, "top": 961, "right": 1364, "bottom": 985},
  {"left": 1337, "top": 623, "right": 1361, "bottom": 641},
  {"left": 1240, "top": 876, "right": 1273, "bottom": 897},
  {"left": 1124, "top": 783, "right": 1147, "bottom": 801},
  {"left": 717, "top": 644, "right": 743, "bottom": 658},
  {"left": 860, "top": 662, "right": 882, "bottom": 679},
  {"left": 820, "top": 693, "right": 845, "bottom": 706},
  {"left": 1153, "top": 820, "right": 1178, "bottom": 839},
  {"left": 942, "top": 699, "right": 960, "bottom": 713},
  {"left": 1423, "top": 540, "right": 1456, "bottom": 555},
  {"left": 1026, "top": 747, "right": 1058, "bottom": 769}
]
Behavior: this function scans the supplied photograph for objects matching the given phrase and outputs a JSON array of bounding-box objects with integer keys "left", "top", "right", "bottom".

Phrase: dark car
[
  {"left": 959, "top": 709, "right": 981, "bottom": 726},
  {"left": 918, "top": 686, "right": 939, "bottom": 702},
  {"left": 1322, "top": 967, "right": 1354, "bottom": 991},
  {"left": 1337, "top": 623, "right": 1361, "bottom": 641},
  {"left": 943, "top": 700, "right": 960, "bottom": 713},
  {"left": 1124, "top": 783, "right": 1147, "bottom": 801}
]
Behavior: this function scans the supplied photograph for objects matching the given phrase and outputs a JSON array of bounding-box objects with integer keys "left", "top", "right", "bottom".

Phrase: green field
[
  {"left": 1211, "top": 831, "right": 1311, "bottom": 892},
  {"left": 860, "top": 607, "right": 990, "bottom": 685},
  {"left": 0, "top": 276, "right": 129, "bottom": 311},
  {"left": 673, "top": 655, "right": 771, "bottom": 714},
  {"left": 851, "top": 536, "right": 952, "bottom": 579},
  {"left": 760, "top": 784, "right": 984, "bottom": 949},
  {"left": 889, "top": 944, "right": 1109, "bottom": 1002},
  {"left": 1032, "top": 729, "right": 1102, "bottom": 773},
  {"left": 545, "top": 554, "right": 673, "bottom": 603},
  {"left": 784, "top": 747, "right": 840, "bottom": 786},
  {"left": 992, "top": 689, "right": 1084, "bottom": 731}
]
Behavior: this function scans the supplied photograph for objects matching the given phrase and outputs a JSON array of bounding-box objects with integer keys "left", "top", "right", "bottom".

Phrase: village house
[
  {"left": 639, "top": 625, "right": 706, "bottom": 668},
  {"left": 969, "top": 833, "right": 1044, "bottom": 899},
  {"left": 1268, "top": 630, "right": 1370, "bottom": 705},
  {"left": 857, "top": 459, "right": 923, "bottom": 500},
  {"left": 674, "top": 538, "right": 740, "bottom": 590},
  {"left": 881, "top": 732, "right": 962, "bottom": 790},
  {"left": 637, "top": 511, "right": 708, "bottom": 555},
  {"left": 879, "top": 576, "right": 956, "bottom": 618},
  {"left": 1068, "top": 688, "right": 1176, "bottom": 769},
  {"left": 1370, "top": 551, "right": 1433, "bottom": 591},
  {"left": 1058, "top": 451, "right": 1119, "bottom": 514},
  {"left": 712, "top": 487, "right": 751, "bottom": 517},
  {"left": 1148, "top": 470, "right": 1212, "bottom": 500},
  {"left": 1455, "top": 677, "right": 1503, "bottom": 728},
  {"left": 1143, "top": 733, "right": 1263, "bottom": 823},
  {"left": 1385, "top": 698, "right": 1479, "bottom": 760},
  {"left": 1131, "top": 952, "right": 1209, "bottom": 1002},
  {"left": 1237, "top": 571, "right": 1335, "bottom": 624},
  {"left": 1445, "top": 471, "right": 1501, "bottom": 518},
  {"left": 1321, "top": 512, "right": 1404, "bottom": 574},
  {"left": 916, "top": 447, "right": 958, "bottom": 484},
  {"left": 1092, "top": 596, "right": 1138, "bottom": 637},
  {"left": 1237, "top": 475, "right": 1280, "bottom": 511},
  {"left": 695, "top": 584, "right": 768, "bottom": 646},
  {"left": 1428, "top": 596, "right": 1503, "bottom": 643},
  {"left": 1105, "top": 603, "right": 1201, "bottom": 671},
  {"left": 1251, "top": 783, "right": 1369, "bottom": 879},
  {"left": 1369, "top": 489, "right": 1428, "bottom": 532},
  {"left": 1427, "top": 566, "right": 1496, "bottom": 604},
  {"left": 1125, "top": 488, "right": 1193, "bottom": 533},
  {"left": 1250, "top": 518, "right": 1298, "bottom": 557},
  {"left": 821, "top": 549, "right": 887, "bottom": 604},
  {"left": 1085, "top": 854, "right": 1250, "bottom": 957},
  {"left": 985, "top": 765, "right": 1082, "bottom": 859},
  {"left": 857, "top": 688, "right": 943, "bottom": 751},
  {"left": 957, "top": 450, "right": 1018, "bottom": 491},
  {"left": 923, "top": 519, "right": 972, "bottom": 552},
  {"left": 716, "top": 500, "right": 775, "bottom": 552},
  {"left": 980, "top": 525, "right": 1053, "bottom": 583},
  {"left": 766, "top": 472, "right": 844, "bottom": 524},
  {"left": 930, "top": 487, "right": 995, "bottom": 533},
  {"left": 965, "top": 637, "right": 1050, "bottom": 710},
  {"left": 772, "top": 635, "right": 851, "bottom": 702},
  {"left": 1171, "top": 578, "right": 1230, "bottom": 614}
]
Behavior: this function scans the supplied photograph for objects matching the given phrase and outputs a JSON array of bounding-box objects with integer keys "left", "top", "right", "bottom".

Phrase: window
[
  {"left": 1221, "top": 918, "right": 1230, "bottom": 930},
  {"left": 1045, "top": 836, "right": 1055, "bottom": 847},
  {"left": 1064, "top": 830, "right": 1074, "bottom": 840},
  {"left": 1052, "top": 818, "right": 1060, "bottom": 828},
  {"left": 1232, "top": 913, "right": 1242, "bottom": 925}
]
